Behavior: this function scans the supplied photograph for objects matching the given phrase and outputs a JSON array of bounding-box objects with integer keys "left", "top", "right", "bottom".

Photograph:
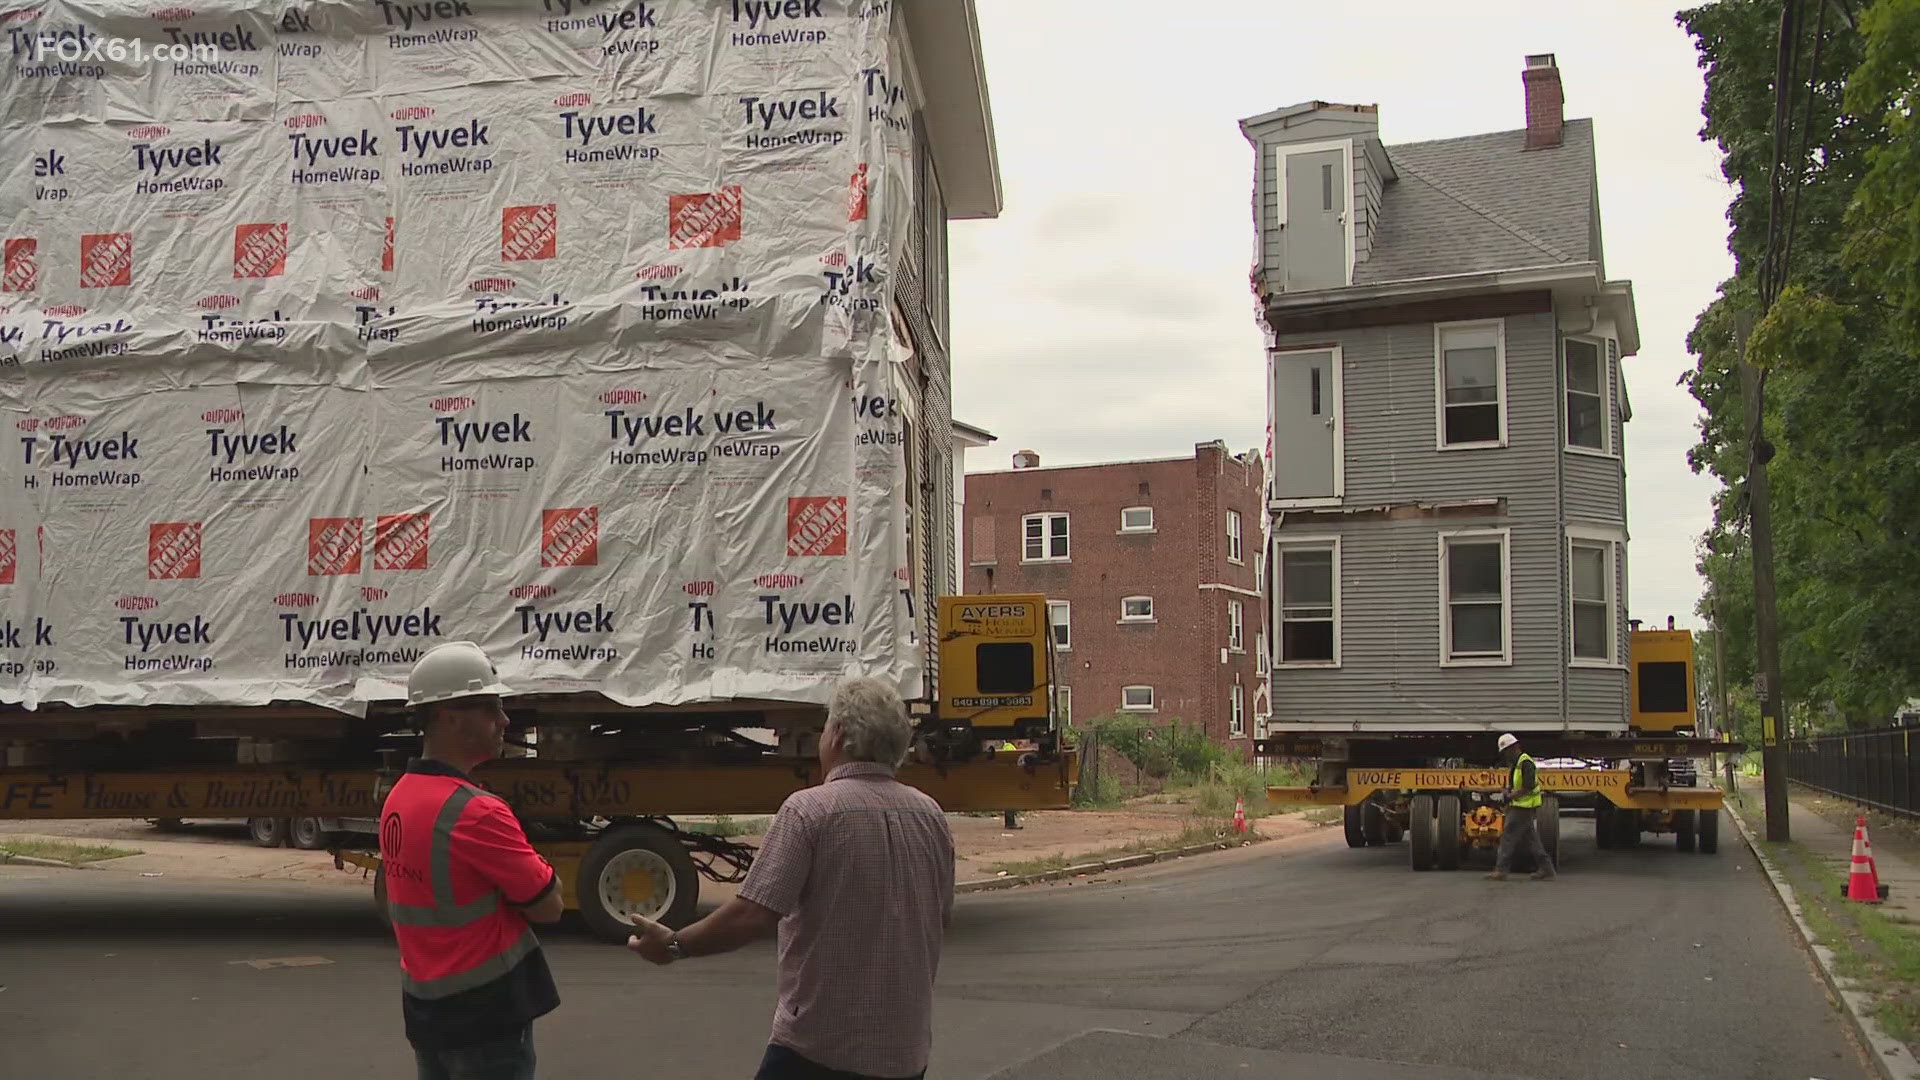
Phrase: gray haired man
[{"left": 627, "top": 677, "right": 956, "bottom": 1080}]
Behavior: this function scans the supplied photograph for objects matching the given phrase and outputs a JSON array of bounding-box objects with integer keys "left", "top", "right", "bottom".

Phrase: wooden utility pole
[
  {"left": 1711, "top": 601, "right": 1737, "bottom": 793},
  {"left": 1737, "top": 311, "right": 1791, "bottom": 841}
]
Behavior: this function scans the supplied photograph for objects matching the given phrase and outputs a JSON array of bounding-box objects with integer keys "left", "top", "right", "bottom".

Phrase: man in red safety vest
[{"left": 380, "top": 641, "right": 565, "bottom": 1080}]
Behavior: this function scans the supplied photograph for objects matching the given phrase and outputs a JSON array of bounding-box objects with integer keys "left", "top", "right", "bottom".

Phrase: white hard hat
[
  {"left": 1497, "top": 733, "right": 1519, "bottom": 752},
  {"left": 407, "top": 641, "right": 512, "bottom": 706}
]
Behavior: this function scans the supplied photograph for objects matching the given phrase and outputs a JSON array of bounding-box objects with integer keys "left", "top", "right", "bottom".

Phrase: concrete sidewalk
[{"left": 1738, "top": 776, "right": 1920, "bottom": 920}]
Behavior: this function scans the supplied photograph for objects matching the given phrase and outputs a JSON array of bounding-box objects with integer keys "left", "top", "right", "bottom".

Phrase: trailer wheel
[
  {"left": 289, "top": 817, "right": 333, "bottom": 851},
  {"left": 1538, "top": 796, "right": 1561, "bottom": 867},
  {"left": 1408, "top": 795, "right": 1436, "bottom": 871},
  {"left": 1611, "top": 808, "right": 1639, "bottom": 848},
  {"left": 1436, "top": 795, "right": 1463, "bottom": 871},
  {"left": 1343, "top": 805, "right": 1368, "bottom": 849},
  {"left": 248, "top": 817, "right": 288, "bottom": 848},
  {"left": 1697, "top": 809, "right": 1720, "bottom": 854},
  {"left": 1362, "top": 801, "right": 1388, "bottom": 846},
  {"left": 1675, "top": 810, "right": 1698, "bottom": 853},
  {"left": 576, "top": 823, "right": 700, "bottom": 944}
]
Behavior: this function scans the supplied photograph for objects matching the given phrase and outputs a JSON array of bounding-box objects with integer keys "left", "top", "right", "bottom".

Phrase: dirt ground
[{"left": 0, "top": 801, "right": 1328, "bottom": 889}]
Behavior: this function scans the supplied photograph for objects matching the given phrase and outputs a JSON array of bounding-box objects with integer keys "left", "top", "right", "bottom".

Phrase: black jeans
[
  {"left": 755, "top": 1043, "right": 925, "bottom": 1080},
  {"left": 415, "top": 1025, "right": 535, "bottom": 1080}
]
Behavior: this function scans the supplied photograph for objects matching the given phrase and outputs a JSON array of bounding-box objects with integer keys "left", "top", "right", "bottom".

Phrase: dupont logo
[
  {"left": 392, "top": 106, "right": 434, "bottom": 121},
  {"left": 41, "top": 415, "right": 85, "bottom": 431},
  {"left": 128, "top": 126, "right": 172, "bottom": 140},
  {"left": 820, "top": 251, "right": 847, "bottom": 268},
  {"left": 0, "top": 9, "right": 41, "bottom": 27},
  {"left": 381, "top": 217, "right": 393, "bottom": 273},
  {"left": 284, "top": 114, "right": 325, "bottom": 130},
  {"left": 502, "top": 205, "right": 557, "bottom": 262},
  {"left": 669, "top": 186, "right": 743, "bottom": 250},
  {"left": 373, "top": 512, "right": 429, "bottom": 572},
  {"left": 233, "top": 223, "right": 288, "bottom": 279},
  {"left": 468, "top": 277, "right": 515, "bottom": 294},
  {"left": 274, "top": 592, "right": 319, "bottom": 608},
  {"left": 598, "top": 388, "right": 647, "bottom": 405},
  {"left": 0, "top": 529, "right": 13, "bottom": 586},
  {"left": 41, "top": 304, "right": 85, "bottom": 317},
  {"left": 148, "top": 522, "right": 203, "bottom": 581},
  {"left": 114, "top": 595, "right": 158, "bottom": 611},
  {"left": 848, "top": 164, "right": 868, "bottom": 222},
  {"left": 307, "top": 517, "right": 362, "bottom": 577},
  {"left": 541, "top": 507, "right": 598, "bottom": 569},
  {"left": 350, "top": 285, "right": 381, "bottom": 302},
  {"left": 683, "top": 580, "right": 716, "bottom": 598},
  {"left": 3, "top": 238, "right": 36, "bottom": 293},
  {"left": 154, "top": 6, "right": 195, "bottom": 20},
  {"left": 786, "top": 497, "right": 847, "bottom": 557},
  {"left": 80, "top": 233, "right": 134, "bottom": 289},
  {"left": 509, "top": 583, "right": 557, "bottom": 601},
  {"left": 636, "top": 265, "right": 683, "bottom": 280},
  {"left": 13, "top": 419, "right": 33, "bottom": 431},
  {"left": 201, "top": 407, "right": 242, "bottom": 424},
  {"left": 430, "top": 396, "right": 476, "bottom": 413},
  {"left": 554, "top": 92, "right": 591, "bottom": 107},
  {"left": 359, "top": 585, "right": 388, "bottom": 602},
  {"left": 754, "top": 573, "right": 804, "bottom": 589},
  {"left": 197, "top": 294, "right": 240, "bottom": 310},
  {"left": 893, "top": 566, "right": 910, "bottom": 582}
]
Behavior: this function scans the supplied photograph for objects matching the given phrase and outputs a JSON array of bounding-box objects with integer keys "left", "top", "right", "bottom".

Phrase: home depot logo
[
  {"left": 509, "top": 583, "right": 556, "bottom": 601},
  {"left": 234, "top": 223, "right": 288, "bottom": 279},
  {"left": 786, "top": 497, "right": 846, "bottom": 557},
  {"left": 81, "top": 233, "right": 133, "bottom": 288},
  {"left": 373, "top": 512, "right": 429, "bottom": 571},
  {"left": 502, "top": 205, "right": 557, "bottom": 262},
  {"left": 669, "top": 186, "right": 742, "bottom": 250},
  {"left": 848, "top": 164, "right": 868, "bottom": 222},
  {"left": 114, "top": 596, "right": 158, "bottom": 611},
  {"left": 3, "top": 239, "right": 36, "bottom": 292},
  {"left": 307, "top": 517, "right": 361, "bottom": 576},
  {"left": 382, "top": 217, "right": 393, "bottom": 273},
  {"left": 274, "top": 592, "right": 319, "bottom": 607},
  {"left": 541, "top": 507, "right": 597, "bottom": 568},
  {"left": 0, "top": 529, "right": 13, "bottom": 586},
  {"left": 148, "top": 522, "right": 202, "bottom": 580}
]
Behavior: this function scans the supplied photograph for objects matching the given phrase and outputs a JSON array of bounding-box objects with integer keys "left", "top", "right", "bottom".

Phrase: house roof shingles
[{"left": 1354, "top": 118, "right": 1595, "bottom": 286}]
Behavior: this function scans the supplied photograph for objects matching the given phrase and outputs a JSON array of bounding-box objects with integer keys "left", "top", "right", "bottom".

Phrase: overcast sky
[{"left": 950, "top": 0, "right": 1733, "bottom": 632}]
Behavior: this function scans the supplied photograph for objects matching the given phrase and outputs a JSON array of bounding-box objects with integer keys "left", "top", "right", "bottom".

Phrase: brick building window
[
  {"left": 1230, "top": 684, "right": 1246, "bottom": 737},
  {"left": 1055, "top": 685, "right": 1071, "bottom": 724},
  {"left": 1121, "top": 596, "right": 1154, "bottom": 622},
  {"left": 1278, "top": 542, "right": 1338, "bottom": 665},
  {"left": 1048, "top": 600, "right": 1071, "bottom": 651},
  {"left": 1120, "top": 506, "right": 1154, "bottom": 532},
  {"left": 1121, "top": 685, "right": 1155, "bottom": 711},
  {"left": 1228, "top": 600, "right": 1244, "bottom": 652},
  {"left": 1023, "top": 513, "right": 1068, "bottom": 563},
  {"left": 1256, "top": 631, "right": 1269, "bottom": 675},
  {"left": 1226, "top": 510, "right": 1244, "bottom": 563}
]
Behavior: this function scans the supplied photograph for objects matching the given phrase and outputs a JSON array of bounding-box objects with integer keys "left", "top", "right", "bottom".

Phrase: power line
[{"left": 1780, "top": 0, "right": 1831, "bottom": 302}]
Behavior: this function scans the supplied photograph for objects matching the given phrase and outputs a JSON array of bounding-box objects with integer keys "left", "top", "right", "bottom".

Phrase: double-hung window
[
  {"left": 1023, "top": 513, "right": 1068, "bottom": 562},
  {"left": 1278, "top": 542, "right": 1338, "bottom": 664},
  {"left": 1437, "top": 322, "right": 1505, "bottom": 448},
  {"left": 1441, "top": 529, "right": 1510, "bottom": 663}
]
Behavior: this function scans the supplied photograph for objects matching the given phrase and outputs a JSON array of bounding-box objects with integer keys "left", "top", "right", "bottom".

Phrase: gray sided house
[{"left": 1243, "top": 56, "right": 1639, "bottom": 735}]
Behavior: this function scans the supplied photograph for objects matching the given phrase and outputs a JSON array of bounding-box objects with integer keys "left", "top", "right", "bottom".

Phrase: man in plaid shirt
[{"left": 628, "top": 677, "right": 955, "bottom": 1079}]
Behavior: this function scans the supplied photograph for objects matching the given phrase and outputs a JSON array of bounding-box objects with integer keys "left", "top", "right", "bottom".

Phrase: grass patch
[
  {"left": 0, "top": 838, "right": 139, "bottom": 864},
  {"left": 978, "top": 819, "right": 1257, "bottom": 879}
]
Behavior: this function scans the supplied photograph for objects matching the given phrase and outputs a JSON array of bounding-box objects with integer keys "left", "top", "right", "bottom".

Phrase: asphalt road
[{"left": 0, "top": 817, "right": 1868, "bottom": 1080}]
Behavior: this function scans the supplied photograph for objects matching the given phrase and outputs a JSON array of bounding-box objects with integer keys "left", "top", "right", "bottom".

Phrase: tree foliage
[{"left": 1679, "top": 0, "right": 1920, "bottom": 726}]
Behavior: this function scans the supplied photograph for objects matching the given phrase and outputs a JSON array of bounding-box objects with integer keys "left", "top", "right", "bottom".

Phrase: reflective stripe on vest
[
  {"left": 386, "top": 784, "right": 503, "bottom": 929},
  {"left": 402, "top": 926, "right": 541, "bottom": 1001},
  {"left": 1511, "top": 753, "right": 1543, "bottom": 809}
]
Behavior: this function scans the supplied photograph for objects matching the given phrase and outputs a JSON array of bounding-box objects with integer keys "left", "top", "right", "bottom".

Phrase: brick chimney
[{"left": 1522, "top": 54, "right": 1563, "bottom": 150}]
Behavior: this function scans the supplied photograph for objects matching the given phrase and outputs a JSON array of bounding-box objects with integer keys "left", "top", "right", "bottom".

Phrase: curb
[
  {"left": 956, "top": 833, "right": 1269, "bottom": 894},
  {"left": 0, "top": 851, "right": 84, "bottom": 869},
  {"left": 1728, "top": 798, "right": 1920, "bottom": 1080}
]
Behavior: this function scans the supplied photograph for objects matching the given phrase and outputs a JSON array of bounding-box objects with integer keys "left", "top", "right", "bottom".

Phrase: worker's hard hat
[
  {"left": 1497, "top": 733, "right": 1519, "bottom": 752},
  {"left": 407, "top": 641, "right": 512, "bottom": 706}
]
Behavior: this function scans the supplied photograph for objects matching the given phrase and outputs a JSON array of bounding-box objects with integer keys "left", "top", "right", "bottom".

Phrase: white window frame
[
  {"left": 1228, "top": 600, "right": 1245, "bottom": 652},
  {"left": 1256, "top": 631, "right": 1269, "bottom": 676},
  {"left": 1275, "top": 536, "right": 1341, "bottom": 668},
  {"left": 1055, "top": 685, "right": 1071, "bottom": 724},
  {"left": 1563, "top": 336, "right": 1615, "bottom": 457},
  {"left": 1047, "top": 600, "right": 1071, "bottom": 652},
  {"left": 1119, "top": 506, "right": 1155, "bottom": 533},
  {"left": 1121, "top": 685, "right": 1156, "bottom": 712},
  {"left": 1270, "top": 139, "right": 1356, "bottom": 287},
  {"left": 1438, "top": 527, "right": 1513, "bottom": 666},
  {"left": 1230, "top": 684, "right": 1246, "bottom": 738},
  {"left": 1568, "top": 525, "right": 1626, "bottom": 668},
  {"left": 1434, "top": 319, "right": 1509, "bottom": 451},
  {"left": 1021, "top": 512, "right": 1069, "bottom": 563},
  {"left": 1120, "top": 595, "right": 1155, "bottom": 623},
  {"left": 1227, "top": 509, "right": 1244, "bottom": 564}
]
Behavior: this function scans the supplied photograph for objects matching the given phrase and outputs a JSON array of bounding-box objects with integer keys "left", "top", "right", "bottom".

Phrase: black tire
[
  {"left": 1698, "top": 809, "right": 1720, "bottom": 854},
  {"left": 1675, "top": 810, "right": 1698, "bottom": 853},
  {"left": 576, "top": 823, "right": 700, "bottom": 944},
  {"left": 1384, "top": 821, "right": 1405, "bottom": 845},
  {"left": 1362, "top": 801, "right": 1388, "bottom": 846},
  {"left": 150, "top": 817, "right": 185, "bottom": 832},
  {"left": 288, "top": 817, "right": 333, "bottom": 851},
  {"left": 1344, "top": 804, "right": 1367, "bottom": 849},
  {"left": 248, "top": 817, "right": 288, "bottom": 848},
  {"left": 1409, "top": 794, "right": 1436, "bottom": 871},
  {"left": 1595, "top": 803, "right": 1615, "bottom": 850},
  {"left": 1436, "top": 795, "right": 1463, "bottom": 871},
  {"left": 1538, "top": 796, "right": 1561, "bottom": 866},
  {"left": 1614, "top": 808, "right": 1640, "bottom": 848}
]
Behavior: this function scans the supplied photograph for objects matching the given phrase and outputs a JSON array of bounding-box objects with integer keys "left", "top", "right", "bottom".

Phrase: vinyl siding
[{"left": 1248, "top": 114, "right": 1377, "bottom": 286}]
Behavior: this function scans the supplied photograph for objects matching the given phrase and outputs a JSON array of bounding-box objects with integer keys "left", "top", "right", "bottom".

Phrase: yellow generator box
[
  {"left": 1630, "top": 629, "right": 1696, "bottom": 734},
  {"left": 936, "top": 595, "right": 1054, "bottom": 738}
]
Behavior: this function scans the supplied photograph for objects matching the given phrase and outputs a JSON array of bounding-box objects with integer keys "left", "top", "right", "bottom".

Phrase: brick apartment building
[{"left": 963, "top": 442, "right": 1268, "bottom": 750}]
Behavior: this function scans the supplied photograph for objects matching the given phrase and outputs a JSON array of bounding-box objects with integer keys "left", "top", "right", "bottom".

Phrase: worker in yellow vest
[{"left": 1487, "top": 733, "right": 1556, "bottom": 882}]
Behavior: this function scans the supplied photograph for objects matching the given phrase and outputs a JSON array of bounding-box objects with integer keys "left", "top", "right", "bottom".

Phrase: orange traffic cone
[
  {"left": 1232, "top": 795, "right": 1248, "bottom": 834},
  {"left": 1845, "top": 815, "right": 1887, "bottom": 904}
]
